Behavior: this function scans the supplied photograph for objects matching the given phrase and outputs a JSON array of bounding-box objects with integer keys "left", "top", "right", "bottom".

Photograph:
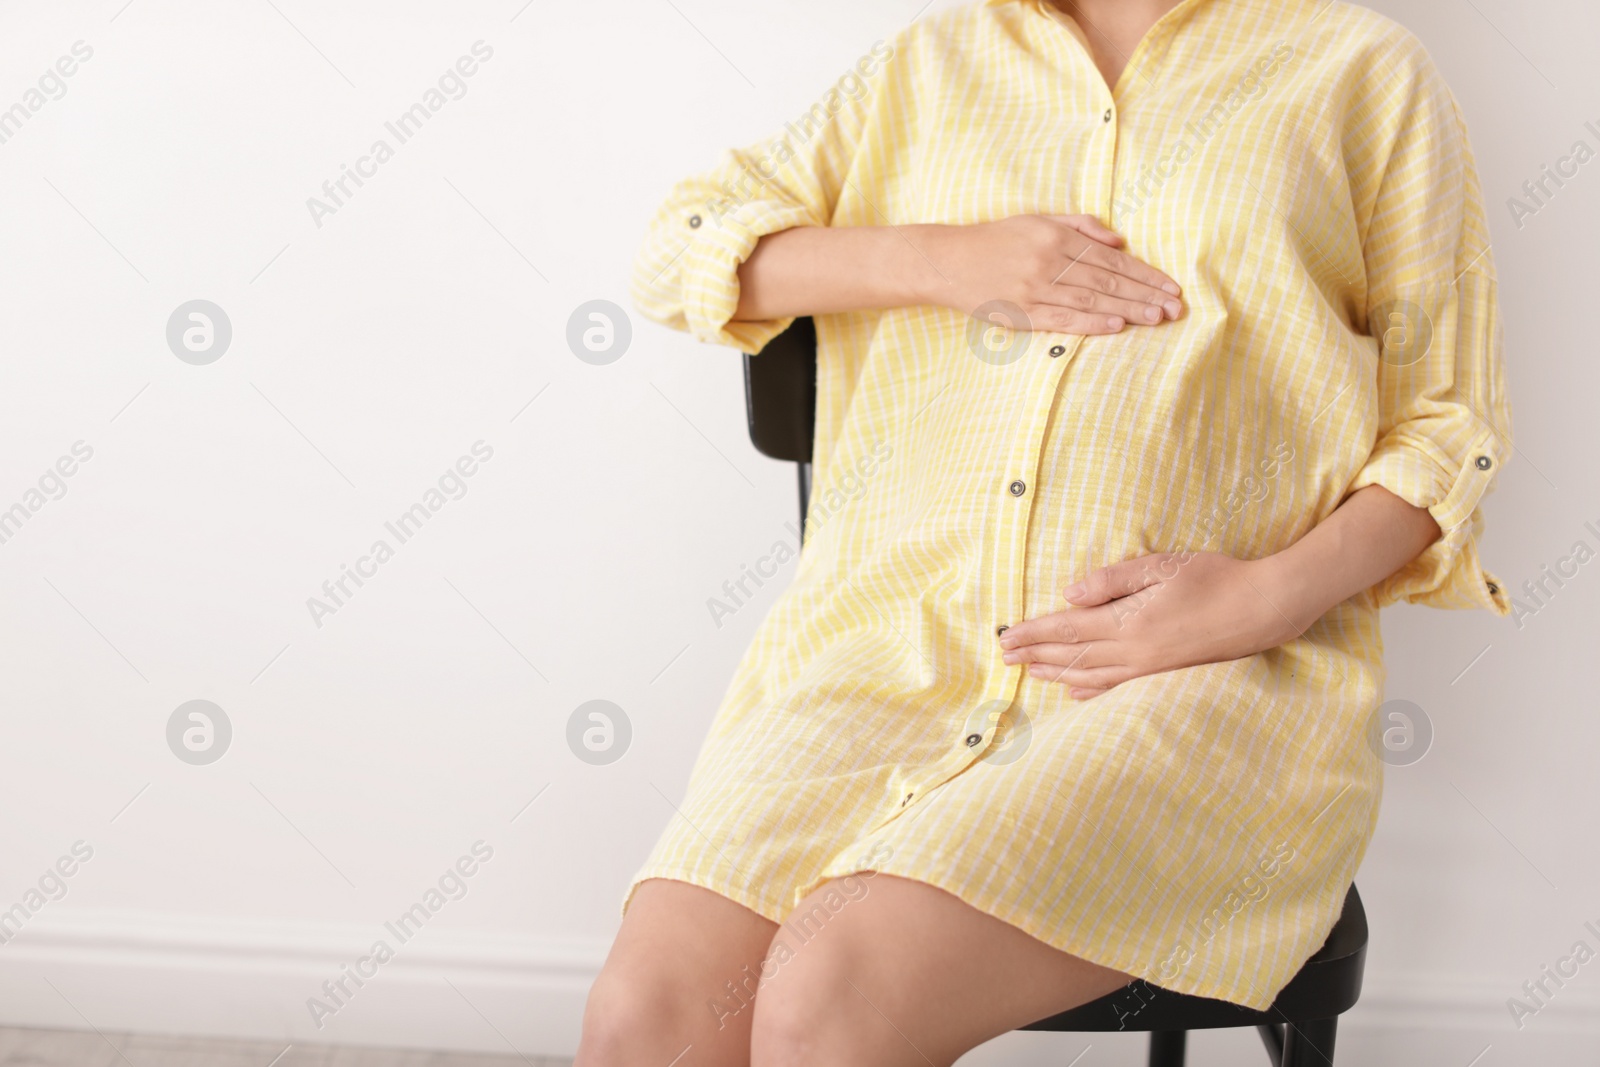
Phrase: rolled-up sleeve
[
  {"left": 628, "top": 34, "right": 904, "bottom": 354},
  {"left": 1345, "top": 45, "right": 1513, "bottom": 615}
]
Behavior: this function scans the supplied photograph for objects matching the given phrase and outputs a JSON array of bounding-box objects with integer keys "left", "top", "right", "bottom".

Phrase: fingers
[
  {"left": 1025, "top": 307, "right": 1135, "bottom": 336},
  {"left": 1001, "top": 641, "right": 1112, "bottom": 670},
  {"left": 1078, "top": 239, "right": 1183, "bottom": 298},
  {"left": 1038, "top": 283, "right": 1181, "bottom": 326},
  {"left": 1026, "top": 662, "right": 1129, "bottom": 690},
  {"left": 1064, "top": 556, "right": 1172, "bottom": 607},
  {"left": 998, "top": 606, "right": 1113, "bottom": 649},
  {"left": 997, "top": 625, "right": 1131, "bottom": 695},
  {"left": 1042, "top": 217, "right": 1183, "bottom": 298}
]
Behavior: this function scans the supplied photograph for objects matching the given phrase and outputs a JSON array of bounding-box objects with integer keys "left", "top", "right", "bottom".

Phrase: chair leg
[
  {"left": 1147, "top": 1030, "right": 1186, "bottom": 1067},
  {"left": 1256, "top": 1022, "right": 1284, "bottom": 1067},
  {"left": 1281, "top": 1016, "right": 1338, "bottom": 1067}
]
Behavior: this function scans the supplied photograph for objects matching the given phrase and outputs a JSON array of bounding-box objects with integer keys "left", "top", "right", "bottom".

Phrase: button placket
[
  {"left": 986, "top": 337, "right": 1082, "bottom": 706},
  {"left": 901, "top": 4, "right": 1188, "bottom": 835}
]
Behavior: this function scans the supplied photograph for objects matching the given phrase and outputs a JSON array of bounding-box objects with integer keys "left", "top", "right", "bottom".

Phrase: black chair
[{"left": 740, "top": 317, "right": 1368, "bottom": 1067}]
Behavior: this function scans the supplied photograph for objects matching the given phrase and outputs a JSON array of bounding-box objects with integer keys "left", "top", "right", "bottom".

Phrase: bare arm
[
  {"left": 997, "top": 486, "right": 1446, "bottom": 697},
  {"left": 733, "top": 225, "right": 925, "bottom": 320},
  {"left": 1256, "top": 484, "right": 1444, "bottom": 630},
  {"left": 733, "top": 216, "right": 1185, "bottom": 334}
]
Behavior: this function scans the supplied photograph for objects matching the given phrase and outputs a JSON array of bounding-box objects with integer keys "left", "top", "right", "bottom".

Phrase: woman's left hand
[{"left": 997, "top": 551, "right": 1306, "bottom": 699}]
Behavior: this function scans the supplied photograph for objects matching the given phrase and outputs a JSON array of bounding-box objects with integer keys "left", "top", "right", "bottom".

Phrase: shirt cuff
[
  {"left": 677, "top": 199, "right": 822, "bottom": 353},
  {"left": 1347, "top": 421, "right": 1511, "bottom": 615}
]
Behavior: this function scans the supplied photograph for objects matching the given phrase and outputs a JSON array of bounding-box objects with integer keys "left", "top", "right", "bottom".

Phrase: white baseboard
[
  {"left": 0, "top": 908, "right": 609, "bottom": 1057},
  {"left": 2, "top": 910, "right": 1597, "bottom": 1062},
  {"left": 1352, "top": 973, "right": 1600, "bottom": 1036}
]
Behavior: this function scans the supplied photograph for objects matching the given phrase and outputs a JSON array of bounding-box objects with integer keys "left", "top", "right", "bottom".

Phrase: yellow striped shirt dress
[{"left": 624, "top": 0, "right": 1513, "bottom": 1010}]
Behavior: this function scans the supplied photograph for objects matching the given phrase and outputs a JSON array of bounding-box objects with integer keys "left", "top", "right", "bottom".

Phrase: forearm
[
  {"left": 1256, "top": 484, "right": 1443, "bottom": 629},
  {"left": 732, "top": 224, "right": 938, "bottom": 321}
]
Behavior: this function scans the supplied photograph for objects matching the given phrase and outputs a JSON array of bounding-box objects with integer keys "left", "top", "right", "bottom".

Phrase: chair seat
[{"left": 1021, "top": 884, "right": 1367, "bottom": 1033}]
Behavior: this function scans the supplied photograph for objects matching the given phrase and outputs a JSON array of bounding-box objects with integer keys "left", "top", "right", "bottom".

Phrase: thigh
[
  {"left": 577, "top": 878, "right": 778, "bottom": 1067},
  {"left": 750, "top": 873, "right": 1132, "bottom": 1067}
]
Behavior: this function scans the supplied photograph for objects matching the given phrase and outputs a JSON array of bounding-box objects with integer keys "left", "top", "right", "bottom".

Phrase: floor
[{"left": 0, "top": 1027, "right": 574, "bottom": 1066}]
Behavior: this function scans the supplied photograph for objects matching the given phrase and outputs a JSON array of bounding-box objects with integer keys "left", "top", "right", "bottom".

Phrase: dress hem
[{"left": 623, "top": 859, "right": 1288, "bottom": 1013}]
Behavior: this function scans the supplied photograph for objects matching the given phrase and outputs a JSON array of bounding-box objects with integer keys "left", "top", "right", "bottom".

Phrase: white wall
[{"left": 0, "top": 0, "right": 1595, "bottom": 1062}]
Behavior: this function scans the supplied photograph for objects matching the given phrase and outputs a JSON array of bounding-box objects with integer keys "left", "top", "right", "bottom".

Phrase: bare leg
[
  {"left": 575, "top": 878, "right": 779, "bottom": 1067},
  {"left": 750, "top": 873, "right": 1132, "bottom": 1067}
]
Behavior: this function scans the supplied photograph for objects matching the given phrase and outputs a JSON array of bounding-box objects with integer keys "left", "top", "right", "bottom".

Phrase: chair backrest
[
  {"left": 743, "top": 316, "right": 818, "bottom": 532},
  {"left": 742, "top": 316, "right": 817, "bottom": 464}
]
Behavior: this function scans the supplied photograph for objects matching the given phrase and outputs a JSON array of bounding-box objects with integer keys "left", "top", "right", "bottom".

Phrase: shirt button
[
  {"left": 1103, "top": 107, "right": 1113, "bottom": 123},
  {"left": 1049, "top": 344, "right": 1066, "bottom": 357},
  {"left": 965, "top": 733, "right": 984, "bottom": 747},
  {"left": 1009, "top": 479, "right": 1027, "bottom": 497},
  {"left": 996, "top": 624, "right": 1010, "bottom": 636},
  {"left": 901, "top": 792, "right": 914, "bottom": 806},
  {"left": 688, "top": 214, "right": 702, "bottom": 228},
  {"left": 1475, "top": 455, "right": 1492, "bottom": 470},
  {"left": 1487, "top": 581, "right": 1500, "bottom": 595}
]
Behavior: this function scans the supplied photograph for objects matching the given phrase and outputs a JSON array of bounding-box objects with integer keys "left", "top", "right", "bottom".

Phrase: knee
[
  {"left": 576, "top": 968, "right": 686, "bottom": 1066},
  {"left": 748, "top": 984, "right": 821, "bottom": 1067},
  {"left": 749, "top": 952, "right": 864, "bottom": 1067},
  {"left": 579, "top": 954, "right": 766, "bottom": 1065}
]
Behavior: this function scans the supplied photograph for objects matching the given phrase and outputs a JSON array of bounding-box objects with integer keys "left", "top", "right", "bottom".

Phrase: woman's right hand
[{"left": 913, "top": 214, "right": 1184, "bottom": 335}]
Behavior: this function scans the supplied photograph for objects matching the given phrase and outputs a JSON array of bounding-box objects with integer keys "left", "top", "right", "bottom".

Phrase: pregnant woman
[{"left": 582, "top": 0, "right": 1512, "bottom": 1063}]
